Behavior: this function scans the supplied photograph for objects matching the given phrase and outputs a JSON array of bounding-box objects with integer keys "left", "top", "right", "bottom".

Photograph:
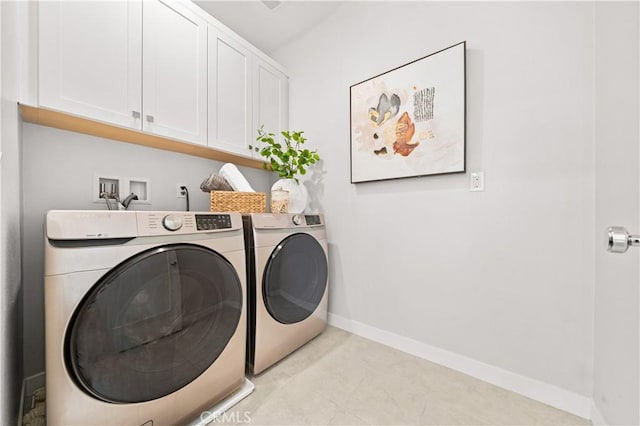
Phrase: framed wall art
[{"left": 350, "top": 41, "right": 466, "bottom": 183}]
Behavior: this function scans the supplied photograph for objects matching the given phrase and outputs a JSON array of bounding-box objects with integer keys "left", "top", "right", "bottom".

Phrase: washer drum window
[
  {"left": 263, "top": 233, "right": 328, "bottom": 324},
  {"left": 66, "top": 244, "right": 243, "bottom": 403}
]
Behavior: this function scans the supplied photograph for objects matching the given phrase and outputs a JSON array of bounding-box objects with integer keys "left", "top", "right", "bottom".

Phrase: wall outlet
[
  {"left": 470, "top": 172, "right": 485, "bottom": 192},
  {"left": 177, "top": 185, "right": 187, "bottom": 198}
]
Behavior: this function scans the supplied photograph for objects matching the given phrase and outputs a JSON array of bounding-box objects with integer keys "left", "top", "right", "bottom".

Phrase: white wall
[
  {"left": 21, "top": 123, "right": 273, "bottom": 376},
  {"left": 273, "top": 0, "right": 596, "bottom": 403},
  {"left": 594, "top": 2, "right": 640, "bottom": 425},
  {"left": 1, "top": 1, "right": 24, "bottom": 424}
]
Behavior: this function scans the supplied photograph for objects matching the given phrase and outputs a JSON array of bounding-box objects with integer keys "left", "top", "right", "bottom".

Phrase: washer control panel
[
  {"left": 195, "top": 214, "right": 233, "bottom": 231},
  {"left": 162, "top": 214, "right": 184, "bottom": 231},
  {"left": 136, "top": 211, "right": 240, "bottom": 236}
]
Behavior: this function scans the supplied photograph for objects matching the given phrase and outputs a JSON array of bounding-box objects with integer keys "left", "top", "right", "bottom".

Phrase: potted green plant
[{"left": 256, "top": 126, "right": 320, "bottom": 213}]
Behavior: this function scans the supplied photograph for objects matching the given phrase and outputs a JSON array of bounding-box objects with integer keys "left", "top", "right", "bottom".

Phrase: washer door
[
  {"left": 262, "top": 233, "right": 328, "bottom": 324},
  {"left": 66, "top": 243, "right": 242, "bottom": 403}
]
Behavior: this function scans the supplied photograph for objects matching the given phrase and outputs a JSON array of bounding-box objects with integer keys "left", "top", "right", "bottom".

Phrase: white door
[
  {"left": 39, "top": 1, "right": 142, "bottom": 129},
  {"left": 142, "top": 0, "right": 207, "bottom": 145},
  {"left": 253, "top": 58, "right": 288, "bottom": 155},
  {"left": 593, "top": 2, "right": 639, "bottom": 425},
  {"left": 208, "top": 28, "right": 253, "bottom": 157}
]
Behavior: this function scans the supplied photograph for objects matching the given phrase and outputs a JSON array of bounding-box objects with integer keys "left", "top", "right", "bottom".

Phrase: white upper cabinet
[
  {"left": 39, "top": 1, "right": 143, "bottom": 129},
  {"left": 142, "top": 0, "right": 207, "bottom": 145},
  {"left": 39, "top": 0, "right": 207, "bottom": 145},
  {"left": 36, "top": 0, "right": 287, "bottom": 157},
  {"left": 253, "top": 58, "right": 289, "bottom": 155},
  {"left": 208, "top": 27, "right": 253, "bottom": 157}
]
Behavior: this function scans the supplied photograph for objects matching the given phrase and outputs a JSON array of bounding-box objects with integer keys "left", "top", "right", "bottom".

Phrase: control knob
[
  {"left": 292, "top": 214, "right": 304, "bottom": 226},
  {"left": 162, "top": 214, "right": 183, "bottom": 231}
]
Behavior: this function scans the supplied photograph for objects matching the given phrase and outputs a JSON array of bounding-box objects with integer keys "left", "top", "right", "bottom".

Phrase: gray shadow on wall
[
  {"left": 327, "top": 242, "right": 348, "bottom": 319},
  {"left": 465, "top": 48, "right": 485, "bottom": 175},
  {"left": 304, "top": 160, "right": 326, "bottom": 213}
]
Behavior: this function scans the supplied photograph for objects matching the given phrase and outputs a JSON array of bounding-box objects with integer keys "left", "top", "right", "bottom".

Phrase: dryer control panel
[
  {"left": 304, "top": 215, "right": 322, "bottom": 226},
  {"left": 250, "top": 213, "right": 325, "bottom": 230}
]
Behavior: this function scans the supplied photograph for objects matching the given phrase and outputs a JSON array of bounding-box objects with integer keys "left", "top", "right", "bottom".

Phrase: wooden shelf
[{"left": 19, "top": 104, "right": 267, "bottom": 170}]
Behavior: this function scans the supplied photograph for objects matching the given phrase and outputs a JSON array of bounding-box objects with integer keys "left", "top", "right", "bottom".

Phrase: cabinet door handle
[
  {"left": 254, "top": 147, "right": 259, "bottom": 152},
  {"left": 146, "top": 115, "right": 154, "bottom": 123},
  {"left": 248, "top": 144, "right": 253, "bottom": 150},
  {"left": 132, "top": 111, "right": 141, "bottom": 119}
]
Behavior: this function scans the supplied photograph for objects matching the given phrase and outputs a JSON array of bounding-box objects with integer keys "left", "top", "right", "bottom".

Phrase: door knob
[{"left": 607, "top": 226, "right": 640, "bottom": 253}]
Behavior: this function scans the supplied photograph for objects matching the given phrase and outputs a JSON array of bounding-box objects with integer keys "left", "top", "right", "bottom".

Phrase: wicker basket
[{"left": 210, "top": 191, "right": 266, "bottom": 214}]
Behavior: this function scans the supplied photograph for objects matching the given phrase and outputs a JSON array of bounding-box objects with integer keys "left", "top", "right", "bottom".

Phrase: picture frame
[{"left": 350, "top": 41, "right": 466, "bottom": 183}]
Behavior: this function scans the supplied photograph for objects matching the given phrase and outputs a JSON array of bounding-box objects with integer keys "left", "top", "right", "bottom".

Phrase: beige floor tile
[
  {"left": 339, "top": 372, "right": 427, "bottom": 425},
  {"left": 420, "top": 400, "right": 489, "bottom": 426},
  {"left": 327, "top": 410, "right": 369, "bottom": 425},
  {"left": 230, "top": 326, "right": 590, "bottom": 426},
  {"left": 222, "top": 381, "right": 280, "bottom": 420},
  {"left": 246, "top": 388, "right": 339, "bottom": 425}
]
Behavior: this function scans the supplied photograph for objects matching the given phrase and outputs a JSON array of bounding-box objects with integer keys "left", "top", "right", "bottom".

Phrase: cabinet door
[
  {"left": 39, "top": 1, "right": 142, "bottom": 129},
  {"left": 253, "top": 58, "right": 289, "bottom": 156},
  {"left": 143, "top": 0, "right": 207, "bottom": 145},
  {"left": 208, "top": 28, "right": 253, "bottom": 157}
]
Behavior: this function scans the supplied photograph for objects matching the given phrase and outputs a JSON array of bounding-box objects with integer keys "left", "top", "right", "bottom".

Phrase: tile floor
[{"left": 220, "top": 326, "right": 590, "bottom": 425}]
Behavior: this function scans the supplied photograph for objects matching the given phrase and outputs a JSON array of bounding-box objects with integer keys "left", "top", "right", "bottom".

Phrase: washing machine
[
  {"left": 243, "top": 213, "right": 328, "bottom": 375},
  {"left": 44, "top": 210, "right": 247, "bottom": 426}
]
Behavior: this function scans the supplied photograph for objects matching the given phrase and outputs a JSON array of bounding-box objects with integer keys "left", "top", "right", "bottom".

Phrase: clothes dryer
[
  {"left": 44, "top": 210, "right": 247, "bottom": 426},
  {"left": 243, "top": 213, "right": 328, "bottom": 375}
]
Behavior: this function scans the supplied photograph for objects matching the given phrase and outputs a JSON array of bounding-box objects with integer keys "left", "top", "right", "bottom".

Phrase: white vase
[{"left": 271, "top": 178, "right": 308, "bottom": 214}]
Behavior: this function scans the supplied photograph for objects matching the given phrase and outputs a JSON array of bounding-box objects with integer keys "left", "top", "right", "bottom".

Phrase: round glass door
[
  {"left": 66, "top": 243, "right": 242, "bottom": 403},
  {"left": 263, "top": 233, "right": 328, "bottom": 324}
]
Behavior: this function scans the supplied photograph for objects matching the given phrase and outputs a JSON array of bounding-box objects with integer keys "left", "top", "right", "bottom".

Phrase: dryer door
[
  {"left": 66, "top": 243, "right": 242, "bottom": 403},
  {"left": 263, "top": 233, "right": 328, "bottom": 324}
]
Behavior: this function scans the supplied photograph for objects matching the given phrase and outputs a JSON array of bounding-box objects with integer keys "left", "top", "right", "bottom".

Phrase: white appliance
[
  {"left": 45, "top": 210, "right": 247, "bottom": 426},
  {"left": 243, "top": 213, "right": 328, "bottom": 375}
]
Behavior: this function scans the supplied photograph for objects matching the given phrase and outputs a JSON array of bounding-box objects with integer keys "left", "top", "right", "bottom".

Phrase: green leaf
[{"left": 256, "top": 126, "right": 320, "bottom": 178}]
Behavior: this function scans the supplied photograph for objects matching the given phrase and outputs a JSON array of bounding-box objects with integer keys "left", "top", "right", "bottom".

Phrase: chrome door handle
[
  {"left": 607, "top": 226, "right": 640, "bottom": 253},
  {"left": 132, "top": 111, "right": 141, "bottom": 119},
  {"left": 146, "top": 115, "right": 154, "bottom": 123}
]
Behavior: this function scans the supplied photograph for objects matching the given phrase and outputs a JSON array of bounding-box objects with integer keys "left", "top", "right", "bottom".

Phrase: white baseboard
[
  {"left": 17, "top": 377, "right": 25, "bottom": 426},
  {"left": 19, "top": 372, "right": 45, "bottom": 426},
  {"left": 23, "top": 372, "right": 45, "bottom": 396},
  {"left": 328, "top": 313, "right": 593, "bottom": 420}
]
